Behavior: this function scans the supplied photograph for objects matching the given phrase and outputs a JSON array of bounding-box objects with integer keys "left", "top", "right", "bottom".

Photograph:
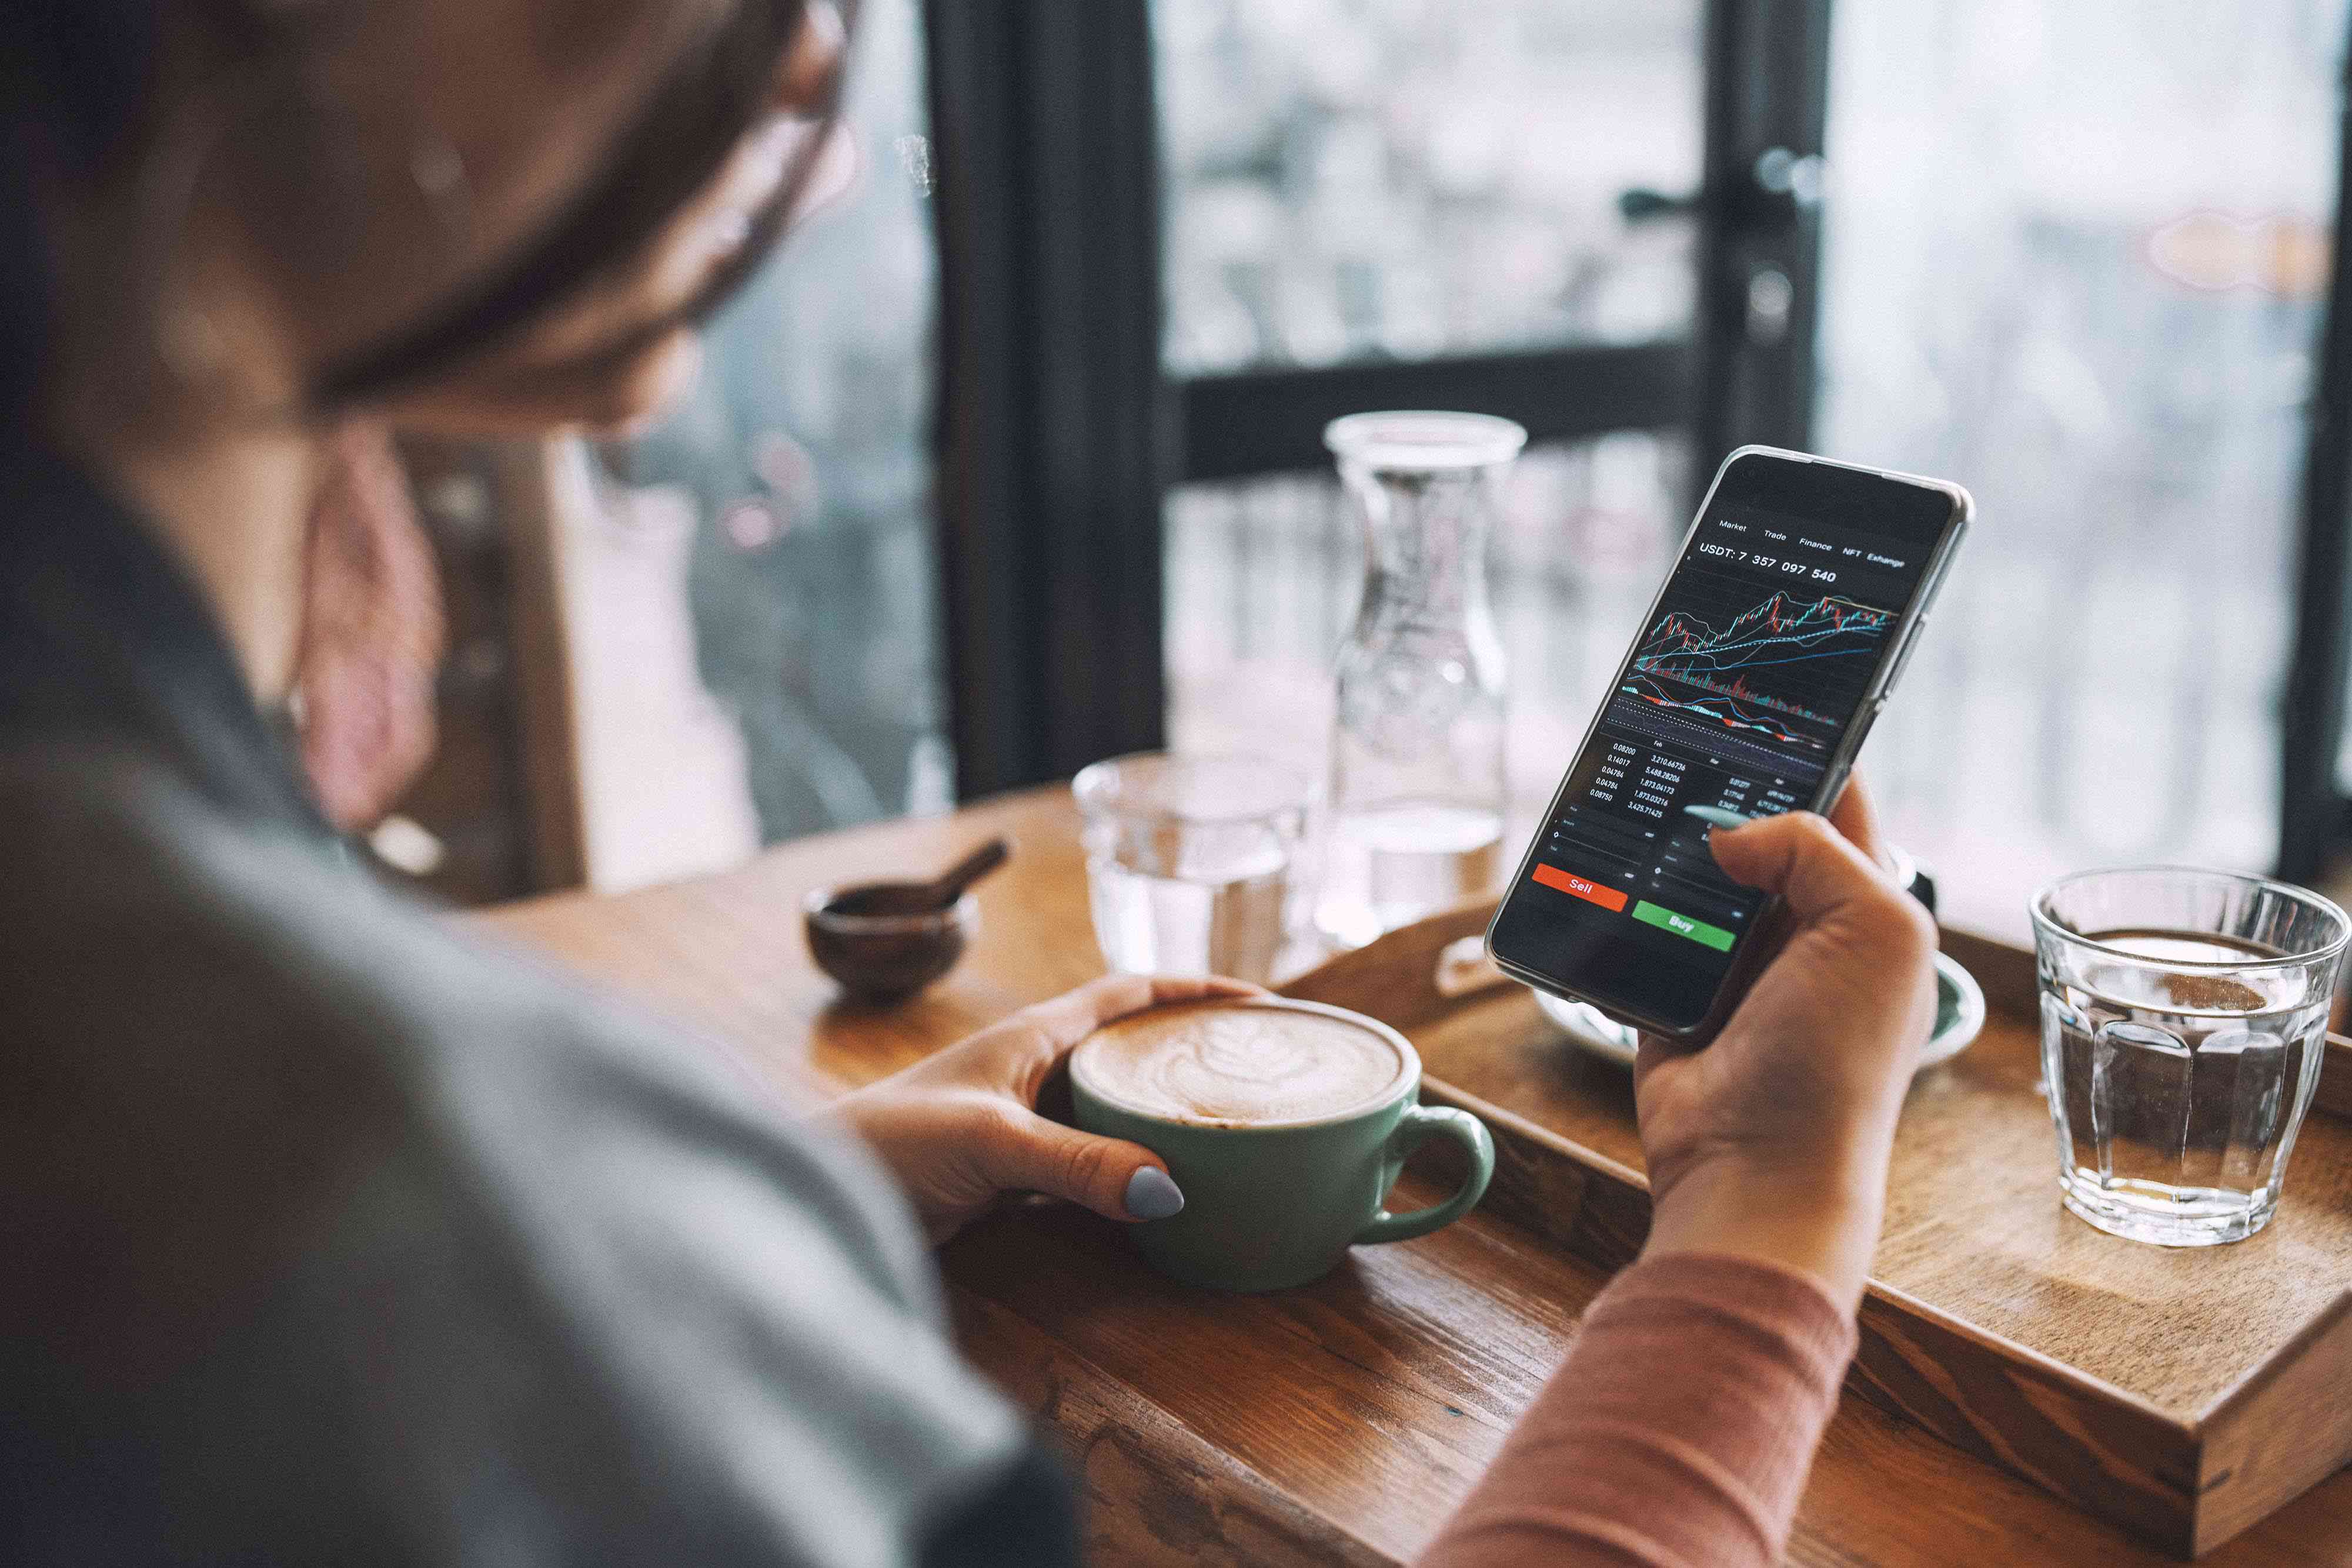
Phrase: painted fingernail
[
  {"left": 1683, "top": 805, "right": 1756, "bottom": 830},
  {"left": 1124, "top": 1166, "right": 1185, "bottom": 1221}
]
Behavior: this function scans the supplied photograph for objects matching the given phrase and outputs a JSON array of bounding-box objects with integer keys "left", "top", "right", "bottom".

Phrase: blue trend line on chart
[
  {"left": 1618, "top": 676, "right": 1813, "bottom": 742},
  {"left": 1619, "top": 590, "right": 1892, "bottom": 746},
  {"left": 1636, "top": 591, "right": 1890, "bottom": 676}
]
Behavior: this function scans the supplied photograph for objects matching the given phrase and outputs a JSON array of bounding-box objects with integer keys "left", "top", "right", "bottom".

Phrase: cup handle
[{"left": 1354, "top": 1104, "right": 1495, "bottom": 1245}]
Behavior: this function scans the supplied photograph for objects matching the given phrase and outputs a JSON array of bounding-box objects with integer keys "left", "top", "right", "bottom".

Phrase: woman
[{"left": 0, "top": 4, "right": 1937, "bottom": 1564}]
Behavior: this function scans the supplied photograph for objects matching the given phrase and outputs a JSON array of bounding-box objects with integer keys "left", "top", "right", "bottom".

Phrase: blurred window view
[
  {"left": 1159, "top": 0, "right": 2347, "bottom": 939},
  {"left": 1156, "top": 0, "right": 1707, "bottom": 833},
  {"left": 589, "top": 0, "right": 950, "bottom": 861},
  {"left": 1165, "top": 436, "right": 1690, "bottom": 820},
  {"left": 1816, "top": 0, "right": 2343, "bottom": 932},
  {"left": 1155, "top": 0, "right": 1700, "bottom": 375}
]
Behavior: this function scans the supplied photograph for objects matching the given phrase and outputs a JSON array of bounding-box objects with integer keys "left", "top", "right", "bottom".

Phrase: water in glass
[
  {"left": 1087, "top": 848, "right": 1289, "bottom": 983},
  {"left": 1315, "top": 801, "right": 1502, "bottom": 951},
  {"left": 1075, "top": 753, "right": 1306, "bottom": 985},
  {"left": 2034, "top": 868, "right": 2347, "bottom": 1246},
  {"left": 2041, "top": 926, "right": 2329, "bottom": 1246},
  {"left": 1314, "top": 411, "right": 1524, "bottom": 948}
]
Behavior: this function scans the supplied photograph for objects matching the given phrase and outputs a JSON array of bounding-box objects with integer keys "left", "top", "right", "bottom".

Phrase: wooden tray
[{"left": 1280, "top": 900, "right": 2352, "bottom": 1559}]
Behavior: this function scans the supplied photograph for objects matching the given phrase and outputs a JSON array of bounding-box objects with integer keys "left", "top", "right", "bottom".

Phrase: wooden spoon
[{"left": 826, "top": 837, "right": 1011, "bottom": 916}]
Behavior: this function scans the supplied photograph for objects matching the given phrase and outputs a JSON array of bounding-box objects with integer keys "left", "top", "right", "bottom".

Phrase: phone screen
[{"left": 1489, "top": 452, "right": 1962, "bottom": 1032}]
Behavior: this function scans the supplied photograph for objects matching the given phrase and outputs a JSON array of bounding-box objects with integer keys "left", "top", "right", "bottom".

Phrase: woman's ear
[{"left": 293, "top": 423, "right": 444, "bottom": 830}]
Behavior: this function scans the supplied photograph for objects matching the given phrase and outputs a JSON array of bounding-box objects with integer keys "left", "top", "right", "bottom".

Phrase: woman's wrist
[{"left": 1642, "top": 1148, "right": 1887, "bottom": 1313}]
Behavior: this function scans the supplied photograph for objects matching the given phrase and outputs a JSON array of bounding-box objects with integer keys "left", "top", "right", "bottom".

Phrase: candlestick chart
[{"left": 1616, "top": 571, "right": 1893, "bottom": 752}]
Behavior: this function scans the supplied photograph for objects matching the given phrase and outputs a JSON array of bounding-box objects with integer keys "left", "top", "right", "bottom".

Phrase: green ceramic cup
[{"left": 1071, "top": 998, "right": 1495, "bottom": 1293}]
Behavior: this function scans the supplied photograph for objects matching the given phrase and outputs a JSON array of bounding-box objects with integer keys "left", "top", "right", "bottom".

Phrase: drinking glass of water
[
  {"left": 1074, "top": 753, "right": 1308, "bottom": 984},
  {"left": 2032, "top": 867, "right": 2348, "bottom": 1246}
]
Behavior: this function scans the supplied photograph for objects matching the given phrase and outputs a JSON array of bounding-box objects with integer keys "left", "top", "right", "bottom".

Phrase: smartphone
[{"left": 1485, "top": 446, "right": 1970, "bottom": 1040}]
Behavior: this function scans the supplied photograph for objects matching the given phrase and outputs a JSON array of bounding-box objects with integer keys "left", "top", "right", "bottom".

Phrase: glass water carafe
[{"left": 1314, "top": 412, "right": 1526, "bottom": 949}]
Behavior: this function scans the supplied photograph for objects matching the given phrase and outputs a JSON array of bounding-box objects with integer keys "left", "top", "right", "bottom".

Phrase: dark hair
[
  {"left": 3, "top": 1, "right": 829, "bottom": 420},
  {"left": 1, "top": 0, "right": 163, "bottom": 416},
  {"left": 314, "top": 0, "right": 825, "bottom": 406}
]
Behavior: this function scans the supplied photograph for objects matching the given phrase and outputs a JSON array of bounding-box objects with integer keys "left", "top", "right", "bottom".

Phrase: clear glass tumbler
[
  {"left": 2032, "top": 867, "right": 2348, "bottom": 1246},
  {"left": 1075, "top": 753, "right": 1309, "bottom": 985},
  {"left": 1315, "top": 410, "right": 1527, "bottom": 949}
]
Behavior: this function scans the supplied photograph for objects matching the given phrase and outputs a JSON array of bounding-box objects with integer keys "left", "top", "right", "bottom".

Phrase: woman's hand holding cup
[{"left": 836, "top": 974, "right": 1261, "bottom": 1245}]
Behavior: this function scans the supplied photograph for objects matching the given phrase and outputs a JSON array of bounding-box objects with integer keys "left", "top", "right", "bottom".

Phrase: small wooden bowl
[{"left": 804, "top": 885, "right": 978, "bottom": 1002}]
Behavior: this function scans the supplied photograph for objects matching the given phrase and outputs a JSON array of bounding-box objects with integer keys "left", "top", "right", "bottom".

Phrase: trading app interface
[{"left": 1501, "top": 495, "right": 1939, "bottom": 1021}]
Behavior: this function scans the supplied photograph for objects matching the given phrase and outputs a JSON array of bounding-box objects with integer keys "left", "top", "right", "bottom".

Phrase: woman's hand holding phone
[{"left": 1632, "top": 777, "right": 1938, "bottom": 1312}]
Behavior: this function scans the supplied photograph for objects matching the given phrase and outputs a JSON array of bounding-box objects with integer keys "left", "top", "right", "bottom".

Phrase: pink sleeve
[{"left": 1419, "top": 1253, "right": 1857, "bottom": 1568}]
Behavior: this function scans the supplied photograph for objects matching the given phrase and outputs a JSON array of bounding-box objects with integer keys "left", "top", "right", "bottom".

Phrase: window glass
[
  {"left": 594, "top": 0, "right": 951, "bottom": 851},
  {"left": 1814, "top": 0, "right": 2344, "bottom": 934},
  {"left": 1154, "top": 0, "right": 1703, "bottom": 376}
]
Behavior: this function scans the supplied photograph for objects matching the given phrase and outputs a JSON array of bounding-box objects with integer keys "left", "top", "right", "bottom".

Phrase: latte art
[{"left": 1074, "top": 1001, "right": 1409, "bottom": 1126}]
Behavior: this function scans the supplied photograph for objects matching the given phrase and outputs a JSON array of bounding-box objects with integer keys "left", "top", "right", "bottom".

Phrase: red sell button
[{"left": 1532, "top": 863, "right": 1629, "bottom": 912}]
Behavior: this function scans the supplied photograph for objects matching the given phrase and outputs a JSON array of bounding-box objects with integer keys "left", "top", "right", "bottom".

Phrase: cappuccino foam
[{"left": 1074, "top": 1001, "right": 1409, "bottom": 1126}]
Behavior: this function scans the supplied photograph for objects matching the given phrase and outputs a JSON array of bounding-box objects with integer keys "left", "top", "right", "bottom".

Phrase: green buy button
[{"left": 1632, "top": 900, "right": 1735, "bottom": 951}]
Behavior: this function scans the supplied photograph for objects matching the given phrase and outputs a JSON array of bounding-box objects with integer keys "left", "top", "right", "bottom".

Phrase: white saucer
[{"left": 1532, "top": 949, "right": 1987, "bottom": 1072}]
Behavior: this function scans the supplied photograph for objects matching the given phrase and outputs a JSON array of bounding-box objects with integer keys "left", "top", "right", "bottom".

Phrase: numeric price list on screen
[{"left": 1543, "top": 734, "right": 1805, "bottom": 941}]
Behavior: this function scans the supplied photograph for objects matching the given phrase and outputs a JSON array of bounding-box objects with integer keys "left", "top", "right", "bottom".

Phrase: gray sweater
[{"left": 0, "top": 443, "right": 1073, "bottom": 1566}]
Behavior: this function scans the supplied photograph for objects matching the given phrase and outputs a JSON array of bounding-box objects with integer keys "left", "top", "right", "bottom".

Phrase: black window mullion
[
  {"left": 2277, "top": 25, "right": 2352, "bottom": 884},
  {"left": 925, "top": 0, "right": 1168, "bottom": 800},
  {"left": 1174, "top": 342, "right": 1691, "bottom": 485},
  {"left": 1692, "top": 0, "right": 1833, "bottom": 476}
]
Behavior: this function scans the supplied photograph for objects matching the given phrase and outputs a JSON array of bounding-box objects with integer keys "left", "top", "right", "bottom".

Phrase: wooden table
[{"left": 483, "top": 786, "right": 2352, "bottom": 1566}]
